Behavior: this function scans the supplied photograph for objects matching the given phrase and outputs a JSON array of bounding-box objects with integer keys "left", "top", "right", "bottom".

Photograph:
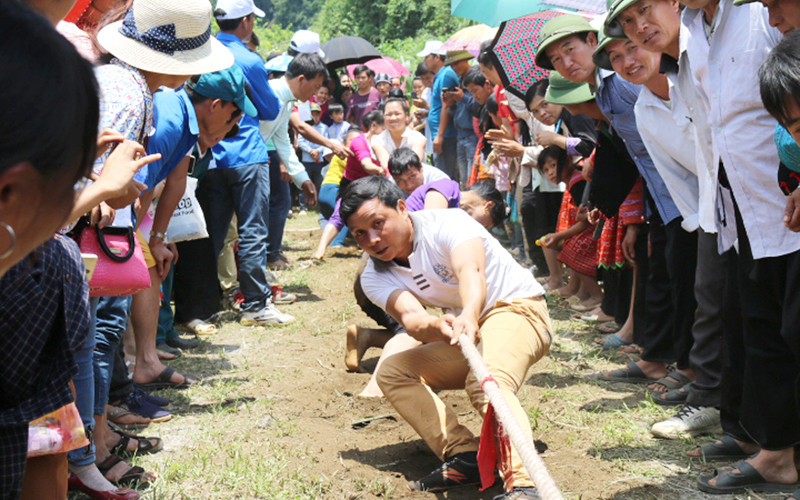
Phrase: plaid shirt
[{"left": 0, "top": 235, "right": 90, "bottom": 426}]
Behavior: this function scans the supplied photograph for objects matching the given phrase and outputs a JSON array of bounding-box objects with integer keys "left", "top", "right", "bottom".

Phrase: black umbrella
[{"left": 321, "top": 36, "right": 381, "bottom": 69}]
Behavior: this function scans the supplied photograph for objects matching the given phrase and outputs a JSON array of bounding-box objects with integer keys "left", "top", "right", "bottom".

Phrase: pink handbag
[{"left": 79, "top": 226, "right": 151, "bottom": 297}]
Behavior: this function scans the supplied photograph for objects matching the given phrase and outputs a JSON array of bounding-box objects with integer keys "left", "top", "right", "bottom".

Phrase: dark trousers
[
  {"left": 719, "top": 249, "right": 748, "bottom": 441},
  {"left": 601, "top": 267, "right": 633, "bottom": 325},
  {"left": 172, "top": 236, "right": 220, "bottom": 324},
  {"left": 732, "top": 199, "right": 800, "bottom": 449},
  {"left": 433, "top": 137, "right": 458, "bottom": 180},
  {"left": 637, "top": 215, "right": 697, "bottom": 368},
  {"left": 108, "top": 342, "right": 134, "bottom": 403},
  {"left": 520, "top": 184, "right": 561, "bottom": 275},
  {"left": 267, "top": 151, "right": 292, "bottom": 263},
  {"left": 202, "top": 163, "right": 271, "bottom": 312},
  {"left": 686, "top": 231, "right": 726, "bottom": 408}
]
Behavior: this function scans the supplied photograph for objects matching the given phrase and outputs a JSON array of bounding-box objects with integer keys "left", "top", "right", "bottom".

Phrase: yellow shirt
[{"left": 322, "top": 155, "right": 346, "bottom": 186}]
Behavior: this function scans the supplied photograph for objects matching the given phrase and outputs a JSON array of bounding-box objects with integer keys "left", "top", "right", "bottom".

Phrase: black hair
[
  {"left": 319, "top": 81, "right": 330, "bottom": 89},
  {"left": 760, "top": 29, "right": 800, "bottom": 125},
  {"left": 388, "top": 147, "right": 422, "bottom": 176},
  {"left": 478, "top": 40, "right": 494, "bottom": 69},
  {"left": 353, "top": 65, "right": 376, "bottom": 78},
  {"left": 415, "top": 61, "right": 433, "bottom": 77},
  {"left": 462, "top": 65, "right": 487, "bottom": 87},
  {"left": 286, "top": 53, "right": 329, "bottom": 81},
  {"left": 286, "top": 47, "right": 299, "bottom": 57},
  {"left": 383, "top": 97, "right": 409, "bottom": 114},
  {"left": 1, "top": 1, "right": 98, "bottom": 183},
  {"left": 537, "top": 145, "right": 569, "bottom": 180},
  {"left": 266, "top": 51, "right": 283, "bottom": 61},
  {"left": 345, "top": 126, "right": 363, "bottom": 139},
  {"left": 387, "top": 88, "right": 405, "bottom": 99},
  {"left": 214, "top": 10, "right": 249, "bottom": 32},
  {"left": 468, "top": 181, "right": 507, "bottom": 228},
  {"left": 249, "top": 32, "right": 260, "bottom": 47},
  {"left": 485, "top": 92, "right": 499, "bottom": 116},
  {"left": 413, "top": 76, "right": 422, "bottom": 82},
  {"left": 340, "top": 176, "right": 406, "bottom": 226},
  {"left": 328, "top": 103, "right": 344, "bottom": 114},
  {"left": 526, "top": 78, "right": 549, "bottom": 107},
  {"left": 362, "top": 110, "right": 384, "bottom": 131}
]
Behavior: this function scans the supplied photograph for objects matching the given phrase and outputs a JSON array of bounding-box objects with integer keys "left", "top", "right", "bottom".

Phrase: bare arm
[
  {"left": 423, "top": 190, "right": 449, "bottom": 209},
  {"left": 386, "top": 289, "right": 454, "bottom": 344},
  {"left": 373, "top": 141, "right": 391, "bottom": 171},
  {"left": 443, "top": 238, "right": 486, "bottom": 345},
  {"left": 312, "top": 223, "right": 340, "bottom": 260}
]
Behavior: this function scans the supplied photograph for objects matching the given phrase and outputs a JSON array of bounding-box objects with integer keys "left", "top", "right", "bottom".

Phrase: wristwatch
[{"left": 150, "top": 230, "right": 167, "bottom": 241}]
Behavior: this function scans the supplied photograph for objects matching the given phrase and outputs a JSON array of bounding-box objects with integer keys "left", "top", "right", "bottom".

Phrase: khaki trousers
[{"left": 376, "top": 296, "right": 551, "bottom": 489}]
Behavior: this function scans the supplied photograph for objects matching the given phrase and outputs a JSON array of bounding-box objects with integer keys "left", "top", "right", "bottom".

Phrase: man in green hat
[{"left": 538, "top": 14, "right": 702, "bottom": 412}]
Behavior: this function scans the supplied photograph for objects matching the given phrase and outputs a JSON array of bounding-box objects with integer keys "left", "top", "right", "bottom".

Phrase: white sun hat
[
  {"left": 416, "top": 40, "right": 445, "bottom": 58},
  {"left": 97, "top": 0, "right": 234, "bottom": 75},
  {"left": 214, "top": 0, "right": 266, "bottom": 19},
  {"left": 290, "top": 30, "right": 325, "bottom": 58}
]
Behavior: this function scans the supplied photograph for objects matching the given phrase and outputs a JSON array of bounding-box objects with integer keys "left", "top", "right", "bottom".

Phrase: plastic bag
[
  {"left": 28, "top": 403, "right": 89, "bottom": 457},
  {"left": 166, "top": 177, "right": 208, "bottom": 243}
]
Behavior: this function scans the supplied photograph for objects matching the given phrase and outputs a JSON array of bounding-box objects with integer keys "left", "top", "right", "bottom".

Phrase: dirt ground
[{"left": 74, "top": 213, "right": 794, "bottom": 500}]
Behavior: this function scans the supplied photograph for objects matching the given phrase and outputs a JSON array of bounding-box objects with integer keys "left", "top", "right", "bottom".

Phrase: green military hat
[
  {"left": 593, "top": 24, "right": 627, "bottom": 71},
  {"left": 535, "top": 14, "right": 598, "bottom": 71},
  {"left": 545, "top": 70, "right": 596, "bottom": 105}
]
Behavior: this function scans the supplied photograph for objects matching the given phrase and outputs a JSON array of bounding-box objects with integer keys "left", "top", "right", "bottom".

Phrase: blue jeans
[
  {"left": 156, "top": 265, "right": 179, "bottom": 344},
  {"left": 456, "top": 134, "right": 478, "bottom": 186},
  {"left": 318, "top": 183, "right": 349, "bottom": 246},
  {"left": 204, "top": 162, "right": 271, "bottom": 311},
  {"left": 433, "top": 137, "right": 458, "bottom": 181},
  {"left": 68, "top": 302, "right": 97, "bottom": 466},
  {"left": 267, "top": 150, "right": 292, "bottom": 263},
  {"left": 93, "top": 296, "right": 130, "bottom": 416}
]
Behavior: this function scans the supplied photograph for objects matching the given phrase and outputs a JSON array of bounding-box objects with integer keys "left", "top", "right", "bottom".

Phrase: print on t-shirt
[{"left": 433, "top": 263, "right": 454, "bottom": 284}]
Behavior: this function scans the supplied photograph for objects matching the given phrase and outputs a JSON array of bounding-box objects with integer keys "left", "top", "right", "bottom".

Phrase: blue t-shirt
[
  {"left": 429, "top": 66, "right": 459, "bottom": 140},
  {"left": 137, "top": 89, "right": 198, "bottom": 189},
  {"left": 212, "top": 33, "right": 280, "bottom": 169}
]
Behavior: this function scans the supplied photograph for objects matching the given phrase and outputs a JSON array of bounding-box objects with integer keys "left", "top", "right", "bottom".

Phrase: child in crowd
[
  {"left": 315, "top": 82, "right": 330, "bottom": 123},
  {"left": 298, "top": 102, "right": 333, "bottom": 196},
  {"left": 376, "top": 73, "right": 392, "bottom": 102},
  {"left": 326, "top": 103, "right": 348, "bottom": 143},
  {"left": 539, "top": 145, "right": 603, "bottom": 310},
  {"left": 338, "top": 111, "right": 386, "bottom": 198}
]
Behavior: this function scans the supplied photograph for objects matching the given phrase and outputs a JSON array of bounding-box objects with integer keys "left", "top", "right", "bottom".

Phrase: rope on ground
[{"left": 457, "top": 333, "right": 564, "bottom": 500}]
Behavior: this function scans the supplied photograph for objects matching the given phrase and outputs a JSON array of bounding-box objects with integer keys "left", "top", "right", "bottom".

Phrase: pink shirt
[{"left": 344, "top": 134, "right": 386, "bottom": 181}]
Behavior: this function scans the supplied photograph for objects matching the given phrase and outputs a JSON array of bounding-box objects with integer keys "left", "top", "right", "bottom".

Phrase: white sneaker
[
  {"left": 241, "top": 302, "right": 295, "bottom": 326},
  {"left": 651, "top": 404, "right": 721, "bottom": 439}
]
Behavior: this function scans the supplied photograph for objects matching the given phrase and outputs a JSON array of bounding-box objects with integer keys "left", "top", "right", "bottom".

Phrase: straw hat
[{"left": 98, "top": 0, "right": 234, "bottom": 75}]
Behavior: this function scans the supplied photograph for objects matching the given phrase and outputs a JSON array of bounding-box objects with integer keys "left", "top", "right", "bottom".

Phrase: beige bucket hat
[{"left": 98, "top": 0, "right": 234, "bottom": 75}]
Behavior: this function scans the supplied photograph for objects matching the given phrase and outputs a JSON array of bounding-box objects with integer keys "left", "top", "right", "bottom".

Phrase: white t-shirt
[
  {"left": 361, "top": 210, "right": 544, "bottom": 319},
  {"left": 371, "top": 128, "right": 426, "bottom": 157}
]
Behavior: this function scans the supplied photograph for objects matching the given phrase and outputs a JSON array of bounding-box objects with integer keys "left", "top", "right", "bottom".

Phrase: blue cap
[
  {"left": 186, "top": 65, "right": 257, "bottom": 117},
  {"left": 776, "top": 124, "right": 800, "bottom": 173}
]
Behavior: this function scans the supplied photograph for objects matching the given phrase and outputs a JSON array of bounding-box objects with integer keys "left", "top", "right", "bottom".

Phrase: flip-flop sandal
[
  {"left": 697, "top": 461, "right": 799, "bottom": 494},
  {"left": 688, "top": 436, "right": 752, "bottom": 461},
  {"left": 595, "top": 361, "right": 654, "bottom": 383},
  {"left": 598, "top": 334, "right": 632, "bottom": 350},
  {"left": 787, "top": 489, "right": 800, "bottom": 499},
  {"left": 183, "top": 319, "right": 218, "bottom": 336},
  {"left": 106, "top": 405, "right": 150, "bottom": 432},
  {"left": 595, "top": 321, "right": 622, "bottom": 334},
  {"left": 571, "top": 300, "right": 602, "bottom": 312},
  {"left": 573, "top": 313, "right": 599, "bottom": 322},
  {"left": 648, "top": 372, "right": 693, "bottom": 395},
  {"left": 110, "top": 429, "right": 164, "bottom": 458},
  {"left": 97, "top": 455, "right": 151, "bottom": 490},
  {"left": 138, "top": 366, "right": 197, "bottom": 391},
  {"left": 652, "top": 386, "right": 689, "bottom": 407}
]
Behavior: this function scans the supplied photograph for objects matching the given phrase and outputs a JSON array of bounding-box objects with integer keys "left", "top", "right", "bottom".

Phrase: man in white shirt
[
  {"left": 339, "top": 176, "right": 551, "bottom": 500},
  {"left": 600, "top": 0, "right": 730, "bottom": 442},
  {"left": 679, "top": 0, "right": 800, "bottom": 494}
]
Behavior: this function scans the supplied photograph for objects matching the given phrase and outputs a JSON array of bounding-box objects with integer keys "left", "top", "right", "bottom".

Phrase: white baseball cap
[
  {"left": 416, "top": 40, "right": 445, "bottom": 58},
  {"left": 214, "top": 0, "right": 265, "bottom": 19},
  {"left": 290, "top": 30, "right": 325, "bottom": 58}
]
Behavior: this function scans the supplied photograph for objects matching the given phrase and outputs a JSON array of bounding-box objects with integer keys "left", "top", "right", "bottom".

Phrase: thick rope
[{"left": 458, "top": 333, "right": 564, "bottom": 500}]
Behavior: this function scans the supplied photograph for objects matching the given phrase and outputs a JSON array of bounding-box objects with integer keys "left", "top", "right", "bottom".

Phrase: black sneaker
[
  {"left": 493, "top": 487, "right": 542, "bottom": 499},
  {"left": 407, "top": 451, "right": 481, "bottom": 492}
]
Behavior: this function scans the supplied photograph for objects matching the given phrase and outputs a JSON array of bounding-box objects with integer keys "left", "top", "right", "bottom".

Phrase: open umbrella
[
  {"left": 321, "top": 36, "right": 381, "bottom": 69},
  {"left": 451, "top": 0, "right": 552, "bottom": 27},
  {"left": 346, "top": 57, "right": 410, "bottom": 79},
  {"left": 440, "top": 24, "right": 498, "bottom": 56},
  {"left": 488, "top": 10, "right": 577, "bottom": 99},
  {"left": 544, "top": 0, "right": 605, "bottom": 14}
]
